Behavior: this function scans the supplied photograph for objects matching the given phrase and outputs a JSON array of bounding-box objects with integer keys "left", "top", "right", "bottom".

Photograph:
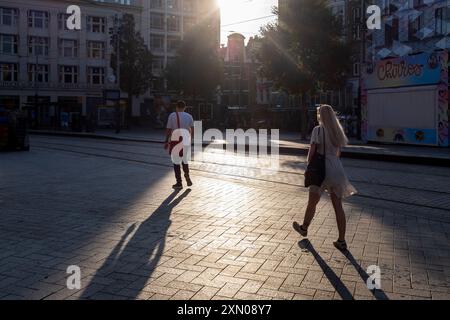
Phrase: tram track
[
  {"left": 32, "top": 139, "right": 450, "bottom": 195},
  {"left": 32, "top": 141, "right": 450, "bottom": 213},
  {"left": 32, "top": 136, "right": 450, "bottom": 178}
]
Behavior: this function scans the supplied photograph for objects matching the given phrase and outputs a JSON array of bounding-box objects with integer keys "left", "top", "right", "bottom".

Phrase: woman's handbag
[{"left": 304, "top": 127, "right": 326, "bottom": 188}]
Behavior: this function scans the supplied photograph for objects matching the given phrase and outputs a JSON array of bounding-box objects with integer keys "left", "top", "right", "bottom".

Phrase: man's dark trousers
[{"left": 174, "top": 163, "right": 190, "bottom": 184}]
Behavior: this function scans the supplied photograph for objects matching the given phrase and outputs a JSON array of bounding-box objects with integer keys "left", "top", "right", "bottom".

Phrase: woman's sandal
[
  {"left": 293, "top": 222, "right": 308, "bottom": 237},
  {"left": 333, "top": 240, "right": 348, "bottom": 251}
]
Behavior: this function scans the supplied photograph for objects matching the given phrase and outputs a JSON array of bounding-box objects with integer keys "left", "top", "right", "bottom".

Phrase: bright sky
[{"left": 218, "top": 0, "right": 278, "bottom": 45}]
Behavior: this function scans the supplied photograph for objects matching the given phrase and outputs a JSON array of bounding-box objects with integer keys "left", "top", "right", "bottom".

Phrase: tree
[
  {"left": 258, "top": 0, "right": 351, "bottom": 138},
  {"left": 111, "top": 14, "right": 153, "bottom": 127},
  {"left": 165, "top": 20, "right": 222, "bottom": 106}
]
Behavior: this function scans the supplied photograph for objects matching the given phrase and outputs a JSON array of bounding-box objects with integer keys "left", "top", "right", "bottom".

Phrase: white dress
[{"left": 309, "top": 125, "right": 357, "bottom": 199}]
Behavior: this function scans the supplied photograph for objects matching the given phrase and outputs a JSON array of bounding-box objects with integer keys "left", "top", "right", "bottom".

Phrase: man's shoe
[
  {"left": 172, "top": 183, "right": 183, "bottom": 190},
  {"left": 293, "top": 221, "right": 308, "bottom": 237}
]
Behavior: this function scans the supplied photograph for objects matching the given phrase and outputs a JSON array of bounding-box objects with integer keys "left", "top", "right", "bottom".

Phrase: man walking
[{"left": 164, "top": 101, "right": 194, "bottom": 189}]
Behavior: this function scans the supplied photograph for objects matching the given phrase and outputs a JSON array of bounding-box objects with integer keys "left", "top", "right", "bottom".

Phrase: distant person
[
  {"left": 293, "top": 104, "right": 357, "bottom": 251},
  {"left": 164, "top": 101, "right": 194, "bottom": 189}
]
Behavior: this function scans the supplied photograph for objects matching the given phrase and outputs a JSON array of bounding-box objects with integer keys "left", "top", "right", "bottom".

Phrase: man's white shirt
[{"left": 166, "top": 112, "right": 194, "bottom": 130}]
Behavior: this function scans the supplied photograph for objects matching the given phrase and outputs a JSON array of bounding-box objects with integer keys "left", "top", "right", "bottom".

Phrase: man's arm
[
  {"left": 164, "top": 114, "right": 173, "bottom": 148},
  {"left": 164, "top": 128, "right": 172, "bottom": 149}
]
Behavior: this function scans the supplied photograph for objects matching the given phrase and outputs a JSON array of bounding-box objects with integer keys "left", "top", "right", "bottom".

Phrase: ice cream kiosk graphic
[{"left": 361, "top": 51, "right": 449, "bottom": 147}]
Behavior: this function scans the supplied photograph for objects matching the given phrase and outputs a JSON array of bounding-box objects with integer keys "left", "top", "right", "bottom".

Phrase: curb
[{"left": 30, "top": 130, "right": 450, "bottom": 167}]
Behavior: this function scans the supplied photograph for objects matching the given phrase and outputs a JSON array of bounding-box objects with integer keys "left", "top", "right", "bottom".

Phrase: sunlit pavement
[{"left": 0, "top": 136, "right": 449, "bottom": 300}]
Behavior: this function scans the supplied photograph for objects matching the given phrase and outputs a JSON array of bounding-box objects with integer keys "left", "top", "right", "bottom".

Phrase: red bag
[{"left": 168, "top": 112, "right": 183, "bottom": 157}]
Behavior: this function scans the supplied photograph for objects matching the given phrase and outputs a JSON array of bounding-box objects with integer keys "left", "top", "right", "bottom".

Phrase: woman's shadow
[
  {"left": 298, "top": 239, "right": 389, "bottom": 300},
  {"left": 81, "top": 189, "right": 191, "bottom": 299}
]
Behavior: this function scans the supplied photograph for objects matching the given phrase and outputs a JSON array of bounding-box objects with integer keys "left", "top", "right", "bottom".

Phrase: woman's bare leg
[
  {"left": 330, "top": 193, "right": 346, "bottom": 241},
  {"left": 302, "top": 191, "right": 321, "bottom": 229}
]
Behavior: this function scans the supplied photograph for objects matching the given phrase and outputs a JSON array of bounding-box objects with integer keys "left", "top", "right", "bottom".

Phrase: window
[
  {"left": 412, "top": 0, "right": 424, "bottom": 8},
  {"left": 167, "top": 15, "right": 180, "bottom": 32},
  {"left": 150, "top": 34, "right": 164, "bottom": 51},
  {"left": 28, "top": 37, "right": 49, "bottom": 56},
  {"left": 59, "top": 65, "right": 78, "bottom": 84},
  {"left": 331, "top": 5, "right": 344, "bottom": 27},
  {"left": 0, "top": 34, "right": 18, "bottom": 54},
  {"left": 58, "top": 13, "right": 71, "bottom": 30},
  {"left": 59, "top": 39, "right": 78, "bottom": 57},
  {"left": 183, "top": 17, "right": 195, "bottom": 31},
  {"left": 150, "top": 0, "right": 163, "bottom": 9},
  {"left": 408, "top": 13, "right": 423, "bottom": 41},
  {"left": 167, "top": 36, "right": 180, "bottom": 52},
  {"left": 168, "top": 0, "right": 180, "bottom": 10},
  {"left": 28, "top": 10, "right": 49, "bottom": 29},
  {"left": 87, "top": 67, "right": 104, "bottom": 85},
  {"left": 166, "top": 57, "right": 176, "bottom": 67},
  {"left": 381, "top": 0, "right": 398, "bottom": 15},
  {"left": 0, "top": 63, "right": 18, "bottom": 81},
  {"left": 352, "top": 7, "right": 361, "bottom": 23},
  {"left": 28, "top": 64, "right": 49, "bottom": 83},
  {"left": 385, "top": 17, "right": 399, "bottom": 46},
  {"left": 353, "top": 25, "right": 361, "bottom": 40},
  {"left": 353, "top": 62, "right": 360, "bottom": 76},
  {"left": 184, "top": 0, "right": 196, "bottom": 12},
  {"left": 87, "top": 16, "right": 106, "bottom": 33},
  {"left": 435, "top": 8, "right": 445, "bottom": 35},
  {"left": 152, "top": 58, "right": 164, "bottom": 71},
  {"left": 0, "top": 7, "right": 19, "bottom": 26},
  {"left": 88, "top": 41, "right": 105, "bottom": 59},
  {"left": 151, "top": 13, "right": 164, "bottom": 30}
]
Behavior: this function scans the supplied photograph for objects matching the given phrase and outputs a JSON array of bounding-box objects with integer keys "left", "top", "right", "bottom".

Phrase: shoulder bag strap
[
  {"left": 176, "top": 112, "right": 180, "bottom": 129},
  {"left": 322, "top": 126, "right": 326, "bottom": 158}
]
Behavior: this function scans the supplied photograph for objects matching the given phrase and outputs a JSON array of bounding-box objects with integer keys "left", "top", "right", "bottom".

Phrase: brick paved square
[{"left": 0, "top": 136, "right": 449, "bottom": 301}]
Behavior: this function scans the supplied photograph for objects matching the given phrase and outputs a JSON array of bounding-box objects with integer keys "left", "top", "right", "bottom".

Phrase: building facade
[
  {"left": 0, "top": 0, "right": 220, "bottom": 130},
  {"left": 361, "top": 0, "right": 449, "bottom": 147},
  {"left": 138, "top": 0, "right": 220, "bottom": 128}
]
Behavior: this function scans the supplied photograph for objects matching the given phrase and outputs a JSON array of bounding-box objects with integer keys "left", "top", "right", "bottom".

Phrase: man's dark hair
[{"left": 176, "top": 100, "right": 186, "bottom": 109}]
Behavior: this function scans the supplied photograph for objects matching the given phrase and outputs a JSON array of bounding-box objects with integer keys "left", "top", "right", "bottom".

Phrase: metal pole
[
  {"left": 357, "top": 0, "right": 366, "bottom": 140},
  {"left": 114, "top": 14, "right": 122, "bottom": 133},
  {"left": 34, "top": 43, "right": 39, "bottom": 129}
]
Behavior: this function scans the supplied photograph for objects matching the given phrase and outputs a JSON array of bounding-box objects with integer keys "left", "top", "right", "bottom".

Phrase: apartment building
[
  {"left": 0, "top": 0, "right": 220, "bottom": 130},
  {"left": 0, "top": 0, "right": 141, "bottom": 129}
]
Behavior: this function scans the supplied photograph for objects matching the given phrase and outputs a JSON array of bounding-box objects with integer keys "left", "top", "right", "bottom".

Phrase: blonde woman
[{"left": 293, "top": 104, "right": 357, "bottom": 251}]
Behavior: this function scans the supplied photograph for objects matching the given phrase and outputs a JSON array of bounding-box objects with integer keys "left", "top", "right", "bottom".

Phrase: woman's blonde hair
[{"left": 317, "top": 104, "right": 348, "bottom": 148}]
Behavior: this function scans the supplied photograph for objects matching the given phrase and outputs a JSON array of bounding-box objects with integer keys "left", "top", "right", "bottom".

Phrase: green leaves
[
  {"left": 258, "top": 0, "right": 351, "bottom": 94},
  {"left": 165, "top": 20, "right": 223, "bottom": 102},
  {"left": 111, "top": 14, "right": 153, "bottom": 97}
]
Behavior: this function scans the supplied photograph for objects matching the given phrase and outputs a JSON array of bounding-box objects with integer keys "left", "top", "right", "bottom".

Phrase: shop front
[
  {"left": 361, "top": 50, "right": 449, "bottom": 147},
  {"left": 0, "top": 96, "right": 20, "bottom": 110},
  {"left": 24, "top": 96, "right": 52, "bottom": 129},
  {"left": 58, "top": 97, "right": 82, "bottom": 131}
]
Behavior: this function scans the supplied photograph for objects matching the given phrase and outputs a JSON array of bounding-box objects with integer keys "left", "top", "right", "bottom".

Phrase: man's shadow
[
  {"left": 298, "top": 239, "right": 389, "bottom": 300},
  {"left": 81, "top": 189, "right": 191, "bottom": 299}
]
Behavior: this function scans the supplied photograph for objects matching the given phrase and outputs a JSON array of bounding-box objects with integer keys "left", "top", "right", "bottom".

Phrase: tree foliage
[
  {"left": 258, "top": 0, "right": 352, "bottom": 95},
  {"left": 165, "top": 20, "right": 223, "bottom": 103},
  {"left": 111, "top": 14, "right": 153, "bottom": 122}
]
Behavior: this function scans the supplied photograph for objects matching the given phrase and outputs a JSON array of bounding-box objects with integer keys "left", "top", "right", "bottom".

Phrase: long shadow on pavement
[
  {"left": 338, "top": 250, "right": 390, "bottom": 300},
  {"left": 299, "top": 239, "right": 390, "bottom": 300},
  {"left": 298, "top": 239, "right": 354, "bottom": 300},
  {"left": 80, "top": 189, "right": 191, "bottom": 299}
]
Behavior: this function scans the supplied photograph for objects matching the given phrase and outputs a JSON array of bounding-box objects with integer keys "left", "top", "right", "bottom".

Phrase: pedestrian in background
[
  {"left": 164, "top": 101, "right": 194, "bottom": 189},
  {"left": 293, "top": 104, "right": 357, "bottom": 251}
]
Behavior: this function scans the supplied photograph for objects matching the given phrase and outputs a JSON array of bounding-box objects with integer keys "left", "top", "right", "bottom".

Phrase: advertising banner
[{"left": 365, "top": 52, "right": 442, "bottom": 90}]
